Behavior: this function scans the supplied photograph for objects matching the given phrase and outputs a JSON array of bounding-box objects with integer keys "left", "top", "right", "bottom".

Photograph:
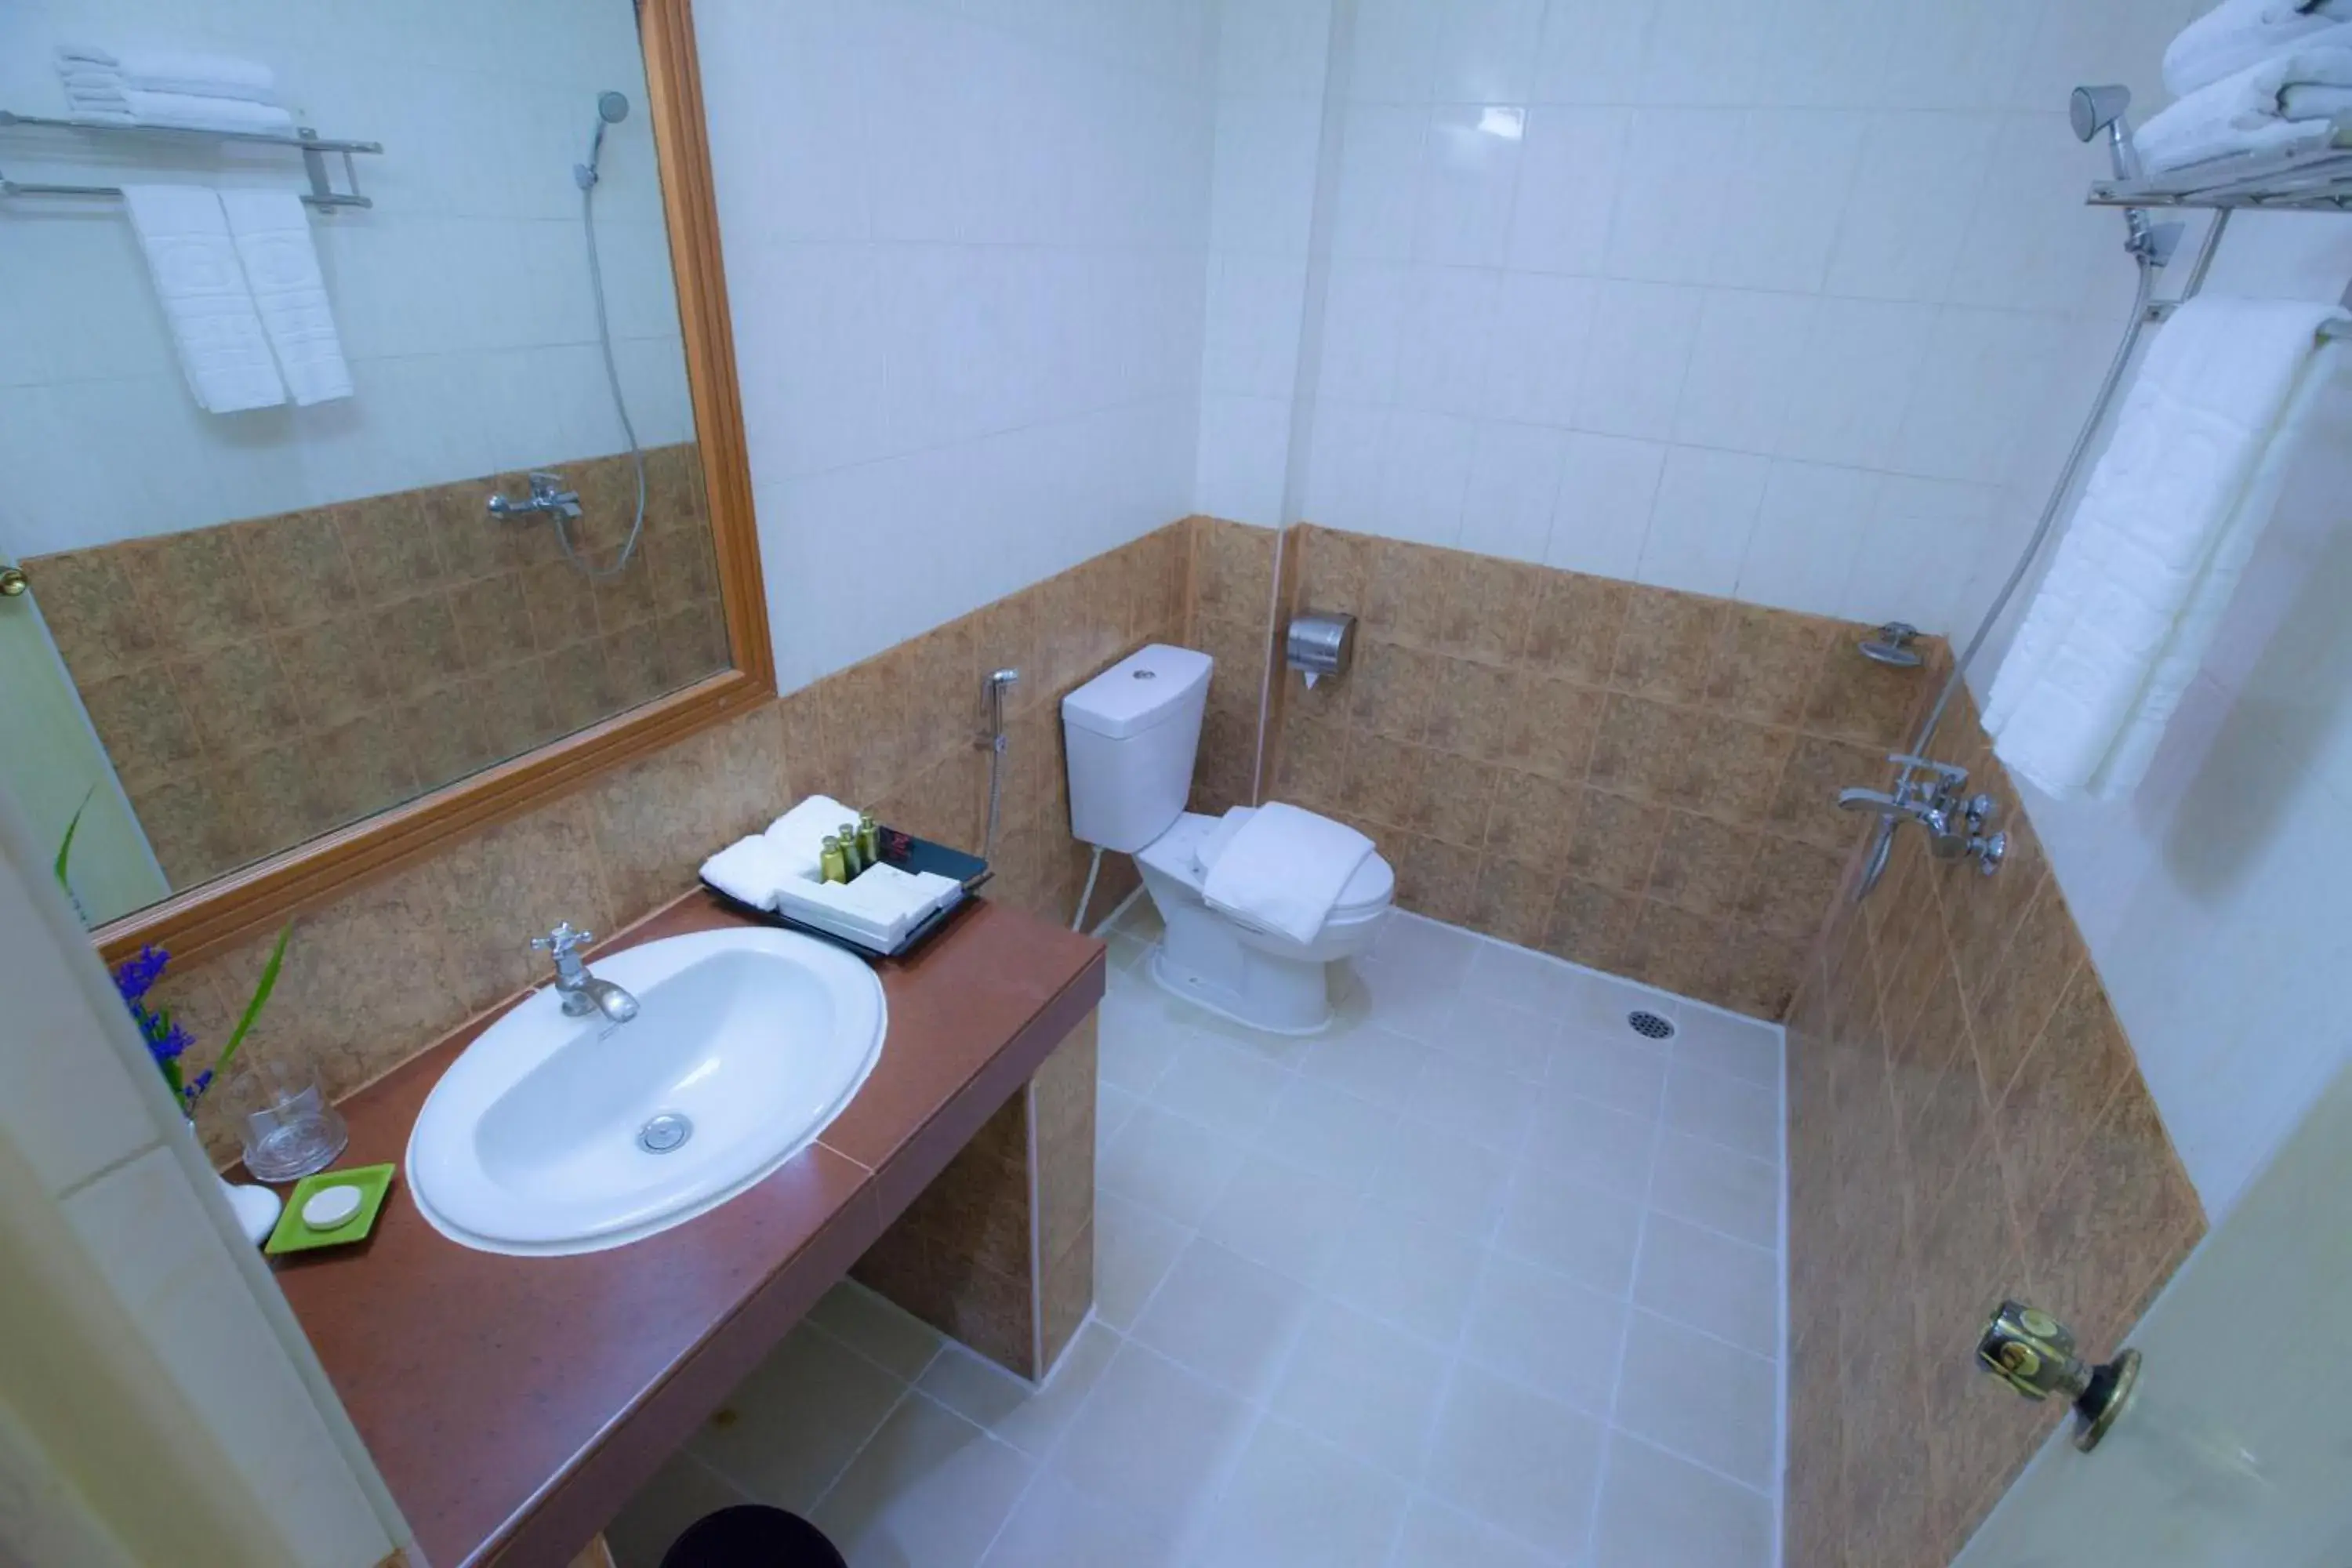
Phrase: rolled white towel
[
  {"left": 2136, "top": 39, "right": 2352, "bottom": 172},
  {"left": 2167, "top": 0, "right": 2352, "bottom": 96}
]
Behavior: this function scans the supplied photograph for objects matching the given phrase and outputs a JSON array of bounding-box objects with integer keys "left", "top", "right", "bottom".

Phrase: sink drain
[{"left": 638, "top": 1112, "right": 693, "bottom": 1153}]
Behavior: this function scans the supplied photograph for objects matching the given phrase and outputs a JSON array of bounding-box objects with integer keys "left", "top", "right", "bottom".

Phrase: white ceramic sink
[{"left": 407, "top": 927, "right": 885, "bottom": 1257}]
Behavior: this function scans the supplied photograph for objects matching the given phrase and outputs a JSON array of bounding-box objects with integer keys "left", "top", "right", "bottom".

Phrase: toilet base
[{"left": 1147, "top": 942, "right": 1335, "bottom": 1036}]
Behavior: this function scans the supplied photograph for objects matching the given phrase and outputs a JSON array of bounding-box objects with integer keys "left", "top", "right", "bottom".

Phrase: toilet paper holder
[{"left": 1287, "top": 612, "right": 1356, "bottom": 688}]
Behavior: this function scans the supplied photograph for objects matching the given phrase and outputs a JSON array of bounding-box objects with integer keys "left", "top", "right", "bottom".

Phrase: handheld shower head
[
  {"left": 2071, "top": 84, "right": 2143, "bottom": 181},
  {"left": 575, "top": 91, "right": 633, "bottom": 190}
]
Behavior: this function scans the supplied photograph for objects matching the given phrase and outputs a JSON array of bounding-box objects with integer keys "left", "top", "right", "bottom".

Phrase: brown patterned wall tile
[
  {"left": 1276, "top": 717, "right": 1348, "bottom": 808},
  {"left": 1560, "top": 788, "right": 1667, "bottom": 893},
  {"left": 1439, "top": 554, "right": 1541, "bottom": 663},
  {"left": 122, "top": 526, "right": 269, "bottom": 651},
  {"left": 1483, "top": 770, "right": 1583, "bottom": 867},
  {"left": 1963, "top": 878, "right": 2085, "bottom": 1099},
  {"left": 1405, "top": 750, "right": 1500, "bottom": 848},
  {"left": 2020, "top": 1075, "right": 2202, "bottom": 1354},
  {"left": 230, "top": 509, "right": 360, "bottom": 628},
  {"left": 1294, "top": 524, "right": 1374, "bottom": 613},
  {"left": 1767, "top": 735, "right": 1886, "bottom": 850},
  {"left": 1738, "top": 834, "right": 1847, "bottom": 938},
  {"left": 169, "top": 640, "right": 306, "bottom": 769},
  {"left": 1465, "top": 856, "right": 1558, "bottom": 948},
  {"left": 1350, "top": 641, "right": 1442, "bottom": 742},
  {"left": 1704, "top": 604, "right": 1836, "bottom": 726},
  {"left": 1421, "top": 656, "right": 1516, "bottom": 761},
  {"left": 1499, "top": 671, "right": 1605, "bottom": 782},
  {"left": 25, "top": 547, "right": 160, "bottom": 682},
  {"left": 1679, "top": 715, "right": 1795, "bottom": 824},
  {"left": 1361, "top": 537, "right": 1455, "bottom": 648},
  {"left": 1338, "top": 733, "right": 1427, "bottom": 828},
  {"left": 1521, "top": 572, "right": 1628, "bottom": 684},
  {"left": 1803, "top": 633, "right": 1929, "bottom": 747},
  {"left": 1610, "top": 585, "right": 1722, "bottom": 703},
  {"left": 1585, "top": 695, "right": 1697, "bottom": 802},
  {"left": 1616, "top": 899, "right": 1726, "bottom": 996},
  {"left": 79, "top": 671, "right": 201, "bottom": 786},
  {"left": 1194, "top": 517, "right": 1277, "bottom": 622},
  {"left": 1392, "top": 833, "right": 1477, "bottom": 923},
  {"left": 332, "top": 495, "right": 448, "bottom": 602},
  {"left": 1648, "top": 811, "right": 1757, "bottom": 919},
  {"left": 1991, "top": 965, "right": 2131, "bottom": 1241},
  {"left": 1541, "top": 877, "right": 1638, "bottom": 969},
  {"left": 1042, "top": 1220, "right": 1094, "bottom": 1371},
  {"left": 586, "top": 702, "right": 786, "bottom": 919},
  {"left": 1713, "top": 926, "right": 1807, "bottom": 1019}
]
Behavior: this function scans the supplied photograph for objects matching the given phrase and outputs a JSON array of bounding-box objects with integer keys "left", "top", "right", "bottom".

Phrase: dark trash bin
[{"left": 659, "top": 1504, "right": 849, "bottom": 1568}]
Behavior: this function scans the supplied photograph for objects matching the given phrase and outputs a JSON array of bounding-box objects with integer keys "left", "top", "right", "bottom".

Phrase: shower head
[
  {"left": 575, "top": 91, "right": 633, "bottom": 191},
  {"left": 2071, "top": 84, "right": 2143, "bottom": 181},
  {"left": 1857, "top": 622, "right": 1924, "bottom": 669}
]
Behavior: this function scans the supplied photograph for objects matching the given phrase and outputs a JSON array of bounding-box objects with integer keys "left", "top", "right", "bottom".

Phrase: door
[
  {"left": 0, "top": 559, "right": 168, "bottom": 926},
  {"left": 1956, "top": 1051, "right": 2352, "bottom": 1565}
]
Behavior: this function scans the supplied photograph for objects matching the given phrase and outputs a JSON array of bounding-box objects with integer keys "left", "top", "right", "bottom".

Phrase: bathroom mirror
[{"left": 0, "top": 0, "right": 771, "bottom": 960}]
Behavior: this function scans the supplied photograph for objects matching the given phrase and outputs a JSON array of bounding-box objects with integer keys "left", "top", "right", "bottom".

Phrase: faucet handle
[
  {"left": 531, "top": 921, "right": 593, "bottom": 958},
  {"left": 1886, "top": 753, "right": 1970, "bottom": 786}
]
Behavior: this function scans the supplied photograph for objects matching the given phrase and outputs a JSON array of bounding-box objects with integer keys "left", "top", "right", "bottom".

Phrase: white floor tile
[
  {"left": 1098, "top": 995, "right": 1192, "bottom": 1094},
  {"left": 1048, "top": 1342, "right": 1258, "bottom": 1530},
  {"left": 1662, "top": 1064, "right": 1782, "bottom": 1164},
  {"left": 918, "top": 1322, "right": 1119, "bottom": 1458},
  {"left": 1197, "top": 1153, "right": 1358, "bottom": 1283},
  {"left": 1406, "top": 1051, "right": 1541, "bottom": 1152},
  {"left": 1099, "top": 1105, "right": 1243, "bottom": 1225},
  {"left": 807, "top": 1281, "right": 948, "bottom": 1381},
  {"left": 1436, "top": 991, "right": 1563, "bottom": 1082},
  {"left": 1465, "top": 940, "right": 1586, "bottom": 1019},
  {"left": 1648, "top": 1130, "right": 1780, "bottom": 1250},
  {"left": 685, "top": 1324, "right": 906, "bottom": 1510},
  {"left": 1522, "top": 1087, "right": 1659, "bottom": 1201},
  {"left": 1551, "top": 1029, "right": 1671, "bottom": 1120},
  {"left": 812, "top": 1395, "right": 1036, "bottom": 1568},
  {"left": 1424, "top": 1363, "right": 1607, "bottom": 1555},
  {"left": 1094, "top": 1191, "right": 1191, "bottom": 1329},
  {"left": 1633, "top": 1214, "right": 1781, "bottom": 1359},
  {"left": 1375, "top": 912, "right": 1483, "bottom": 978},
  {"left": 1613, "top": 1312, "right": 1780, "bottom": 1490},
  {"left": 1269, "top": 1298, "right": 1451, "bottom": 1479},
  {"left": 1189, "top": 1418, "right": 1410, "bottom": 1567},
  {"left": 1592, "top": 1434, "right": 1776, "bottom": 1568},
  {"left": 1300, "top": 1024, "right": 1438, "bottom": 1113},
  {"left": 1149, "top": 1037, "right": 1293, "bottom": 1139},
  {"left": 1130, "top": 1238, "right": 1317, "bottom": 1399},
  {"left": 1496, "top": 1169, "right": 1646, "bottom": 1295},
  {"left": 1250, "top": 1076, "right": 1400, "bottom": 1192},
  {"left": 980, "top": 1472, "right": 1181, "bottom": 1568},
  {"left": 1391, "top": 1497, "right": 1570, "bottom": 1568},
  {"left": 1316, "top": 1202, "right": 1491, "bottom": 1344},
  {"left": 1671, "top": 1007, "right": 1784, "bottom": 1090},
  {"left": 1562, "top": 970, "right": 1677, "bottom": 1036},
  {"left": 607, "top": 1450, "right": 750, "bottom": 1568},
  {"left": 1096, "top": 1083, "right": 1142, "bottom": 1156},
  {"left": 1464, "top": 1252, "right": 1629, "bottom": 1417},
  {"left": 1370, "top": 1128, "right": 1515, "bottom": 1239}
]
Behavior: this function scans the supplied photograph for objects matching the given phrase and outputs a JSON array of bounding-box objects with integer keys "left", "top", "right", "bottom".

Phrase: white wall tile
[
  {"left": 1507, "top": 105, "right": 1632, "bottom": 278},
  {"left": 1350, "top": 0, "right": 1446, "bottom": 103},
  {"left": 1415, "top": 106, "right": 1526, "bottom": 268},
  {"left": 1204, "top": 253, "right": 1311, "bottom": 400},
  {"left": 1672, "top": 289, "right": 1817, "bottom": 455},
  {"left": 1779, "top": 296, "right": 1937, "bottom": 469},
  {"left": 1215, "top": 0, "right": 1333, "bottom": 98},
  {"left": 1320, "top": 260, "right": 1412, "bottom": 405},
  {"left": 1376, "top": 410, "right": 1479, "bottom": 543},
  {"left": 1198, "top": 394, "right": 1294, "bottom": 526},
  {"left": 1531, "top": 0, "right": 1661, "bottom": 105},
  {"left": 1604, "top": 110, "right": 1742, "bottom": 285},
  {"left": 1548, "top": 433, "right": 1668, "bottom": 578},
  {"left": 1635, "top": 0, "right": 1776, "bottom": 107},
  {"left": 1842, "top": 474, "right": 1992, "bottom": 629},
  {"left": 1395, "top": 267, "right": 1502, "bottom": 416},
  {"left": 1826, "top": 112, "right": 2004, "bottom": 302},
  {"left": 1892, "top": 307, "right": 2066, "bottom": 484},
  {"left": 1735, "top": 460, "right": 1875, "bottom": 617},
  {"left": 1333, "top": 103, "right": 1429, "bottom": 260},
  {"left": 1461, "top": 423, "right": 1570, "bottom": 563},
  {"left": 1638, "top": 446, "right": 1769, "bottom": 595},
  {"left": 1481, "top": 272, "right": 1599, "bottom": 427},
  {"left": 1210, "top": 96, "right": 1325, "bottom": 256},
  {"left": 1713, "top": 109, "right": 1868, "bottom": 293},
  {"left": 1574, "top": 281, "right": 1706, "bottom": 441},
  {"left": 1430, "top": 0, "right": 1548, "bottom": 103}
]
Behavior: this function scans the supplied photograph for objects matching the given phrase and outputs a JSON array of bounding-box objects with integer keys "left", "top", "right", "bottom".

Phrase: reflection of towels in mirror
[{"left": 220, "top": 191, "right": 352, "bottom": 405}]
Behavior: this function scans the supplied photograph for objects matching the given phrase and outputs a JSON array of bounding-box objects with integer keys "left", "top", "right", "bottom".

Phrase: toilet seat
[{"left": 1185, "top": 805, "right": 1395, "bottom": 920}]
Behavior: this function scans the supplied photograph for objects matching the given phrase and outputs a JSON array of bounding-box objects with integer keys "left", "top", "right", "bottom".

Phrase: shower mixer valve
[{"left": 1837, "top": 753, "right": 2006, "bottom": 875}]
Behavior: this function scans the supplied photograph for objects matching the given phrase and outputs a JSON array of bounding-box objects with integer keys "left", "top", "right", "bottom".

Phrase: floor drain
[
  {"left": 638, "top": 1112, "right": 693, "bottom": 1153},
  {"left": 1628, "top": 1010, "right": 1676, "bottom": 1041}
]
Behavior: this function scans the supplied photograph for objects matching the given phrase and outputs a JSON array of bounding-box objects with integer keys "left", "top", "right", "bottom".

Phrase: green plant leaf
[
  {"left": 212, "top": 923, "right": 292, "bottom": 1086},
  {"left": 52, "top": 787, "right": 95, "bottom": 893}
]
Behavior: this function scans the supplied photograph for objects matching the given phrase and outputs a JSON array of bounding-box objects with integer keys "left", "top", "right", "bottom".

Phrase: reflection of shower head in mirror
[{"left": 575, "top": 90, "right": 632, "bottom": 191}]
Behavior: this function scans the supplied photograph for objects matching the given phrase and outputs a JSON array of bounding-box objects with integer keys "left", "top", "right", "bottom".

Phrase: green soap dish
[{"left": 265, "top": 1163, "right": 396, "bottom": 1256}]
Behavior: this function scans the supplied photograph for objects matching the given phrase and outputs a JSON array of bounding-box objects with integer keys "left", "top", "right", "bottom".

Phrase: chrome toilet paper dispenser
[{"left": 1286, "top": 612, "right": 1356, "bottom": 688}]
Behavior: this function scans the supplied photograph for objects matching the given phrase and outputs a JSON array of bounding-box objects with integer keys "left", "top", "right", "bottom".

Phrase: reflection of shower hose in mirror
[{"left": 554, "top": 178, "right": 648, "bottom": 581}]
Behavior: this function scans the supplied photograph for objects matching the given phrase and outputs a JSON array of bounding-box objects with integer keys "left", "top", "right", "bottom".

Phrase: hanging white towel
[
  {"left": 118, "top": 186, "right": 286, "bottom": 414},
  {"left": 1200, "top": 802, "right": 1374, "bottom": 945},
  {"left": 218, "top": 190, "right": 351, "bottom": 405},
  {"left": 1984, "top": 297, "right": 2347, "bottom": 801},
  {"left": 2136, "top": 38, "right": 2352, "bottom": 171},
  {"left": 2166, "top": 0, "right": 2352, "bottom": 96}
]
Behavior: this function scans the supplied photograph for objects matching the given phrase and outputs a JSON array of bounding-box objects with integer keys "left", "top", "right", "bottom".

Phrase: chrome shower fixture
[
  {"left": 1857, "top": 622, "right": 1924, "bottom": 669},
  {"left": 575, "top": 89, "right": 630, "bottom": 191},
  {"left": 1838, "top": 755, "right": 2006, "bottom": 876},
  {"left": 2071, "top": 84, "right": 2142, "bottom": 181}
]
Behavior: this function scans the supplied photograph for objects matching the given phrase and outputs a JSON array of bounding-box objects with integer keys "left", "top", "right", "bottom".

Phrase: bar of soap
[{"left": 302, "top": 1184, "right": 364, "bottom": 1230}]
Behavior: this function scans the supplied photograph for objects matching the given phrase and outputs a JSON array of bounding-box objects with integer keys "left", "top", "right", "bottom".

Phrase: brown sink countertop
[{"left": 268, "top": 891, "right": 1106, "bottom": 1568}]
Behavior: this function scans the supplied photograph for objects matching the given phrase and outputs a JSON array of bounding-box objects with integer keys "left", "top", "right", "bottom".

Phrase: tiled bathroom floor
[{"left": 609, "top": 904, "right": 1786, "bottom": 1568}]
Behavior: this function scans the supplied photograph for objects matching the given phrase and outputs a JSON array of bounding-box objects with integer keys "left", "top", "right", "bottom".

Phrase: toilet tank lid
[{"left": 1062, "top": 644, "right": 1214, "bottom": 739}]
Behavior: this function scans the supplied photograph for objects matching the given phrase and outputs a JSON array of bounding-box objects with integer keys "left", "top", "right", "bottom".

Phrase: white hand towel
[
  {"left": 122, "top": 90, "right": 295, "bottom": 135},
  {"left": 1200, "top": 802, "right": 1373, "bottom": 945},
  {"left": 1984, "top": 297, "right": 2346, "bottom": 801},
  {"left": 763, "top": 794, "right": 859, "bottom": 878},
  {"left": 53, "top": 43, "right": 118, "bottom": 67},
  {"left": 2166, "top": 0, "right": 2352, "bottom": 96},
  {"left": 700, "top": 835, "right": 793, "bottom": 911},
  {"left": 118, "top": 186, "right": 286, "bottom": 414},
  {"left": 2136, "top": 38, "right": 2352, "bottom": 172},
  {"left": 118, "top": 52, "right": 278, "bottom": 103},
  {"left": 218, "top": 189, "right": 351, "bottom": 405}
]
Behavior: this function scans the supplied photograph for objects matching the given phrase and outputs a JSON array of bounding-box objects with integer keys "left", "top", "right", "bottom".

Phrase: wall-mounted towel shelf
[
  {"left": 2089, "top": 116, "right": 2352, "bottom": 212},
  {"left": 0, "top": 110, "right": 383, "bottom": 210}
]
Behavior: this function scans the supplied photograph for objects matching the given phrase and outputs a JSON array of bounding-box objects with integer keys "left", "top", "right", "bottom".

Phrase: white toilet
[{"left": 1062, "top": 644, "right": 1394, "bottom": 1033}]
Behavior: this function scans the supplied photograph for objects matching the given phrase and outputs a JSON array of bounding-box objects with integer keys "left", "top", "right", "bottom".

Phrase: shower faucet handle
[{"left": 1887, "top": 753, "right": 1970, "bottom": 786}]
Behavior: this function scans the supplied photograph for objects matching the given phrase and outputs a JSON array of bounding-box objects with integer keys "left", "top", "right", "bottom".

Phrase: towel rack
[{"left": 0, "top": 110, "right": 382, "bottom": 211}]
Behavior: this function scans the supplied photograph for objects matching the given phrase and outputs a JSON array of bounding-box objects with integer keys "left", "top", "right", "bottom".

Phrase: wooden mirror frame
[{"left": 93, "top": 0, "right": 772, "bottom": 967}]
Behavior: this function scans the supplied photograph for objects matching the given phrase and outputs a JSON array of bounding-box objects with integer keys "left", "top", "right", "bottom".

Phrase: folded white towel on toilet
[
  {"left": 1200, "top": 802, "right": 1374, "bottom": 946},
  {"left": 2166, "top": 0, "right": 2352, "bottom": 97}
]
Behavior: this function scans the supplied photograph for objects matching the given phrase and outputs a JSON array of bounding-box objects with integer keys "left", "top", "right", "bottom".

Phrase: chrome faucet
[
  {"left": 1837, "top": 755, "right": 2006, "bottom": 874},
  {"left": 488, "top": 470, "right": 583, "bottom": 521},
  {"left": 530, "top": 922, "right": 640, "bottom": 1023}
]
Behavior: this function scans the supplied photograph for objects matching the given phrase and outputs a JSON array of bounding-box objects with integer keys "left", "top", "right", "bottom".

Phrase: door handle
[
  {"left": 0, "top": 566, "right": 27, "bottom": 598},
  {"left": 1978, "top": 1300, "right": 2142, "bottom": 1452}
]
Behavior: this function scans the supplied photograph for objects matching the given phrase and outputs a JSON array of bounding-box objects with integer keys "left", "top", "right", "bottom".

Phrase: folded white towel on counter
[
  {"left": 762, "top": 794, "right": 860, "bottom": 879},
  {"left": 218, "top": 189, "right": 350, "bottom": 405},
  {"left": 2165, "top": 0, "right": 2352, "bottom": 96},
  {"left": 699, "top": 836, "right": 795, "bottom": 911},
  {"left": 1985, "top": 296, "right": 2347, "bottom": 800},
  {"left": 119, "top": 185, "right": 286, "bottom": 414},
  {"left": 119, "top": 89, "right": 295, "bottom": 134},
  {"left": 1200, "top": 801, "right": 1373, "bottom": 945},
  {"left": 2136, "top": 38, "right": 2352, "bottom": 171}
]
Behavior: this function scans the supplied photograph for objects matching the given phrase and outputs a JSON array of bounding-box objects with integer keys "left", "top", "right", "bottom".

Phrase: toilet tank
[{"left": 1061, "top": 644, "right": 1214, "bottom": 853}]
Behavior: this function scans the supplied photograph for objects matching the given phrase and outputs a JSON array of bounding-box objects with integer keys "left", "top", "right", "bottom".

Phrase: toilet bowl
[
  {"left": 1062, "top": 643, "right": 1394, "bottom": 1035},
  {"left": 1134, "top": 807, "right": 1393, "bottom": 1033}
]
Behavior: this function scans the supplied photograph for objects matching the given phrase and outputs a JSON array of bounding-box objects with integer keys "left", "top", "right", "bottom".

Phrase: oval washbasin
[{"left": 407, "top": 927, "right": 885, "bottom": 1257}]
